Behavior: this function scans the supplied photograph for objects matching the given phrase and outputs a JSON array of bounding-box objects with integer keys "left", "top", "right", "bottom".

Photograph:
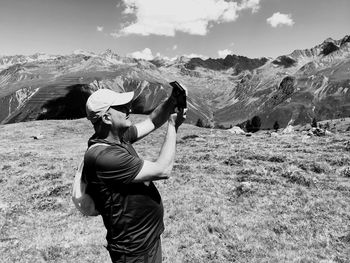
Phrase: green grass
[{"left": 0, "top": 117, "right": 350, "bottom": 262}]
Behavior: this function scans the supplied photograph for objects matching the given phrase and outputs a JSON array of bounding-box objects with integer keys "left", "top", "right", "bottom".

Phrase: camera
[{"left": 169, "top": 81, "right": 187, "bottom": 109}]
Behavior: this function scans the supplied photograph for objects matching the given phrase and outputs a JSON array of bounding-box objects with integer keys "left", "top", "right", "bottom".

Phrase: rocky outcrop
[
  {"left": 321, "top": 42, "right": 339, "bottom": 56},
  {"left": 228, "top": 126, "right": 245, "bottom": 134},
  {"left": 272, "top": 56, "right": 297, "bottom": 68},
  {"left": 340, "top": 35, "right": 350, "bottom": 46},
  {"left": 273, "top": 76, "right": 295, "bottom": 105},
  {"left": 0, "top": 87, "right": 39, "bottom": 123}
]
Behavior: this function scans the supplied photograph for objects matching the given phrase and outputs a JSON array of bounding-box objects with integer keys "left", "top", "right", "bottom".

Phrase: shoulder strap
[
  {"left": 86, "top": 143, "right": 110, "bottom": 154},
  {"left": 83, "top": 142, "right": 112, "bottom": 192},
  {"left": 83, "top": 143, "right": 110, "bottom": 180},
  {"left": 88, "top": 142, "right": 110, "bottom": 149}
]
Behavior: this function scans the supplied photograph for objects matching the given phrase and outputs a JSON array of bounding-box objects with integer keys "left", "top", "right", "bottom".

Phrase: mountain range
[{"left": 1, "top": 35, "right": 349, "bottom": 128}]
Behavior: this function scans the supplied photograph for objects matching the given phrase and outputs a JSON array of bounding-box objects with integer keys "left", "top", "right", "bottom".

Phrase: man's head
[{"left": 86, "top": 89, "right": 134, "bottom": 125}]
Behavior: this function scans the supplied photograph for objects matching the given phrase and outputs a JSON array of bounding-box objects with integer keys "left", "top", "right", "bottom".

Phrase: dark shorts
[{"left": 109, "top": 238, "right": 162, "bottom": 263}]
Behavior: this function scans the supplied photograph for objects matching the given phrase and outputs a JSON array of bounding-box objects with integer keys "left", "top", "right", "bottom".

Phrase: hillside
[
  {"left": 0, "top": 35, "right": 349, "bottom": 129},
  {"left": 0, "top": 116, "right": 349, "bottom": 262},
  {"left": 214, "top": 36, "right": 350, "bottom": 128}
]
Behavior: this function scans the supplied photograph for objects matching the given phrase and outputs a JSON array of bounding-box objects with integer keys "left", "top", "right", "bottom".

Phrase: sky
[{"left": 0, "top": 0, "right": 349, "bottom": 60}]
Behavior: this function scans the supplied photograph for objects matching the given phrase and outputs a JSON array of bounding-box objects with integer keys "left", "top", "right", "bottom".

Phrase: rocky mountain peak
[
  {"left": 101, "top": 49, "right": 114, "bottom": 56},
  {"left": 340, "top": 35, "right": 350, "bottom": 46},
  {"left": 323, "top": 37, "right": 336, "bottom": 44},
  {"left": 175, "top": 56, "right": 191, "bottom": 64},
  {"left": 320, "top": 41, "right": 339, "bottom": 56},
  {"left": 73, "top": 49, "right": 96, "bottom": 57},
  {"left": 289, "top": 35, "right": 350, "bottom": 61}
]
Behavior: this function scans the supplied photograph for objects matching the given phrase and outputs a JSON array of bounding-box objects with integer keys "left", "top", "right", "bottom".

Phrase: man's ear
[{"left": 101, "top": 113, "right": 112, "bottom": 125}]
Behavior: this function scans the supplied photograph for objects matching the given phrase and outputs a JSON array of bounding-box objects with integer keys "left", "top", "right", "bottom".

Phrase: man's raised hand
[{"left": 169, "top": 107, "right": 187, "bottom": 131}]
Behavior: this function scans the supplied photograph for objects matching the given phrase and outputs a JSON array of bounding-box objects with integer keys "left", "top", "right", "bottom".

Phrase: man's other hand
[{"left": 169, "top": 108, "right": 187, "bottom": 131}]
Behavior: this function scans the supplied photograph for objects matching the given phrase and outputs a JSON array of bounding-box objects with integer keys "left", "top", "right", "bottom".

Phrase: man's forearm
[
  {"left": 150, "top": 97, "right": 176, "bottom": 128},
  {"left": 156, "top": 121, "right": 177, "bottom": 174},
  {"left": 132, "top": 112, "right": 184, "bottom": 182}
]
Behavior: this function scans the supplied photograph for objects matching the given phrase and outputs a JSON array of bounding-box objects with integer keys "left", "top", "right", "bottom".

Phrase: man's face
[{"left": 107, "top": 104, "right": 132, "bottom": 129}]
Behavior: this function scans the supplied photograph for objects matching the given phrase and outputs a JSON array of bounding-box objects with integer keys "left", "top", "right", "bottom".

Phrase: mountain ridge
[{"left": 1, "top": 34, "right": 349, "bottom": 128}]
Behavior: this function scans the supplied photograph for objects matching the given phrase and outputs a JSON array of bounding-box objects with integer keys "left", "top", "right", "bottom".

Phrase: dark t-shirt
[{"left": 83, "top": 126, "right": 164, "bottom": 255}]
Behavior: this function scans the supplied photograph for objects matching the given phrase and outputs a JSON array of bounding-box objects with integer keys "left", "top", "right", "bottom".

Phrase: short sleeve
[{"left": 95, "top": 146, "right": 144, "bottom": 185}]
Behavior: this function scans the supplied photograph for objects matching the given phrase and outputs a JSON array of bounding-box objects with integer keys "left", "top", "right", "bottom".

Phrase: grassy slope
[{"left": 0, "top": 116, "right": 349, "bottom": 263}]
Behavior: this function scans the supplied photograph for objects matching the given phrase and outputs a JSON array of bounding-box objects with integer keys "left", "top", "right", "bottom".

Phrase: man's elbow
[
  {"left": 162, "top": 163, "right": 173, "bottom": 177},
  {"left": 152, "top": 162, "right": 173, "bottom": 180},
  {"left": 133, "top": 161, "right": 173, "bottom": 182}
]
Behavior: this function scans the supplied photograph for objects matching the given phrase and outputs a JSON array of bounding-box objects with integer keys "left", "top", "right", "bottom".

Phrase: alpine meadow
[{"left": 0, "top": 115, "right": 349, "bottom": 262}]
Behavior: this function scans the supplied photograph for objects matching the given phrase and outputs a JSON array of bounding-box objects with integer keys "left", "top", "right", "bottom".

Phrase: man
[{"left": 83, "top": 87, "right": 186, "bottom": 263}]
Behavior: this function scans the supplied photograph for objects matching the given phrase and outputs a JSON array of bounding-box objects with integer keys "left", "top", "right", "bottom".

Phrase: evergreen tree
[
  {"left": 245, "top": 120, "right": 253, "bottom": 132},
  {"left": 196, "top": 118, "right": 204, "bottom": 127},
  {"left": 251, "top": 116, "right": 261, "bottom": 132},
  {"left": 324, "top": 122, "right": 330, "bottom": 130},
  {"left": 311, "top": 117, "right": 318, "bottom": 128},
  {"left": 273, "top": 121, "right": 279, "bottom": 132}
]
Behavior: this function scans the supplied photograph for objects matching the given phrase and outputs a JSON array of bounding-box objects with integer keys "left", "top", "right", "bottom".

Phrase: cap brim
[{"left": 110, "top": 91, "right": 134, "bottom": 106}]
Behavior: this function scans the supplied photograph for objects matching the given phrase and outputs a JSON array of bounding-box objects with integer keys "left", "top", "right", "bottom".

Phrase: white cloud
[
  {"left": 127, "top": 48, "right": 154, "bottom": 60},
  {"left": 239, "top": 0, "right": 260, "bottom": 13},
  {"left": 183, "top": 53, "right": 208, "bottom": 59},
  {"left": 97, "top": 26, "right": 104, "bottom": 32},
  {"left": 114, "top": 0, "right": 261, "bottom": 37},
  {"left": 218, "top": 49, "right": 232, "bottom": 58},
  {"left": 267, "top": 12, "right": 294, "bottom": 28}
]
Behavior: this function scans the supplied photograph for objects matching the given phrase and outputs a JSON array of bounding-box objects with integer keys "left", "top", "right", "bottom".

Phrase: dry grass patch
[{"left": 1, "top": 118, "right": 350, "bottom": 262}]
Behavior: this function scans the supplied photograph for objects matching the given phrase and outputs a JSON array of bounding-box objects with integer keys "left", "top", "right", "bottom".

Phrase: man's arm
[
  {"left": 134, "top": 96, "right": 176, "bottom": 141},
  {"left": 134, "top": 82, "right": 188, "bottom": 141},
  {"left": 132, "top": 110, "right": 185, "bottom": 182}
]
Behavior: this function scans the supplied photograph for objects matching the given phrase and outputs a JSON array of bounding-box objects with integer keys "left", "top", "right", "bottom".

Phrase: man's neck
[
  {"left": 104, "top": 133, "right": 120, "bottom": 144},
  {"left": 105, "top": 127, "right": 128, "bottom": 144}
]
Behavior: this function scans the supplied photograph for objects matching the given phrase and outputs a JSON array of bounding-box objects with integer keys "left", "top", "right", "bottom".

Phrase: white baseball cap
[{"left": 86, "top": 89, "right": 134, "bottom": 123}]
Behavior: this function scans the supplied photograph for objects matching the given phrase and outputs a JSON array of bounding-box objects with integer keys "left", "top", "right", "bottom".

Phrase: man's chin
[{"left": 124, "top": 120, "right": 132, "bottom": 128}]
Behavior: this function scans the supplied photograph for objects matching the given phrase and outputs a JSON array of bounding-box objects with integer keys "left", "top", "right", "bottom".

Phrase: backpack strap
[
  {"left": 83, "top": 143, "right": 110, "bottom": 182},
  {"left": 87, "top": 143, "right": 110, "bottom": 152}
]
